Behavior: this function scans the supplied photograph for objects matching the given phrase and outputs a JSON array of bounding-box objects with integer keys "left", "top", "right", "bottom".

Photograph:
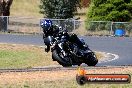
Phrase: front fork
[{"left": 58, "top": 42, "right": 67, "bottom": 57}]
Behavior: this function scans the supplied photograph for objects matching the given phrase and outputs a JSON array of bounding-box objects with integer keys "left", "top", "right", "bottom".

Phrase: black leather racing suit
[{"left": 43, "top": 25, "right": 59, "bottom": 52}]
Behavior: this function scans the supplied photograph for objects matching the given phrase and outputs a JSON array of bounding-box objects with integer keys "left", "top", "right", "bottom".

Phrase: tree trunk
[
  {"left": 0, "top": 0, "right": 13, "bottom": 31},
  {"left": 0, "top": 0, "right": 3, "bottom": 31}
]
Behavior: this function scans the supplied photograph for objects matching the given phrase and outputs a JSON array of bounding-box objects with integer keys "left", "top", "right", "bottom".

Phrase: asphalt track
[{"left": 0, "top": 34, "right": 132, "bottom": 66}]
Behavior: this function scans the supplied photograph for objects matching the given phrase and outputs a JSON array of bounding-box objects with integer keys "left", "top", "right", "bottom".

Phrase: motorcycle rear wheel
[{"left": 52, "top": 50, "right": 72, "bottom": 67}]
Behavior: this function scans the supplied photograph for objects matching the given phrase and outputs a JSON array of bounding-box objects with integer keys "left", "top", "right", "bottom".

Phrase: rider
[
  {"left": 40, "top": 19, "right": 59, "bottom": 52},
  {"left": 41, "top": 19, "right": 86, "bottom": 53}
]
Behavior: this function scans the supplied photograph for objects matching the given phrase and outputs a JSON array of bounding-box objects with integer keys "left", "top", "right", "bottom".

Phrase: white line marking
[{"left": 98, "top": 52, "right": 119, "bottom": 63}]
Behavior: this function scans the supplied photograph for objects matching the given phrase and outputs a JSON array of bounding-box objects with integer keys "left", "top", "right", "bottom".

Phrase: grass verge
[
  {"left": 0, "top": 43, "right": 102, "bottom": 69},
  {"left": 0, "top": 43, "right": 58, "bottom": 68}
]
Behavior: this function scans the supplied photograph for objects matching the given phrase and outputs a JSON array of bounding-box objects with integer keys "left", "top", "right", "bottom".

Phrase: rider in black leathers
[
  {"left": 41, "top": 19, "right": 60, "bottom": 52},
  {"left": 41, "top": 19, "right": 84, "bottom": 52}
]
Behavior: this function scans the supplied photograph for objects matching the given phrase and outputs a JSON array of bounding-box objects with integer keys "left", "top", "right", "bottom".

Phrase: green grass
[
  {"left": 0, "top": 44, "right": 58, "bottom": 69},
  {"left": 0, "top": 50, "right": 41, "bottom": 68},
  {"left": 0, "top": 44, "right": 102, "bottom": 69}
]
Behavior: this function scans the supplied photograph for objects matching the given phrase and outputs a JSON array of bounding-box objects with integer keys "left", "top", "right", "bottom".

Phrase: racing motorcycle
[{"left": 43, "top": 27, "right": 98, "bottom": 67}]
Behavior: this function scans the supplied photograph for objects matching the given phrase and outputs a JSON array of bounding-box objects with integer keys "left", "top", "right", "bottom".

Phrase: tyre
[
  {"left": 52, "top": 50, "right": 72, "bottom": 67},
  {"left": 85, "top": 53, "right": 98, "bottom": 66}
]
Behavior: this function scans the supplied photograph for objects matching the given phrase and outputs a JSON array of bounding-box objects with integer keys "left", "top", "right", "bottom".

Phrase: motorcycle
[{"left": 43, "top": 27, "right": 98, "bottom": 67}]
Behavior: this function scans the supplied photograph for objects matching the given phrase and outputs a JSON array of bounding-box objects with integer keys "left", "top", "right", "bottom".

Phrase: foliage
[
  {"left": 39, "top": 0, "right": 81, "bottom": 19},
  {"left": 85, "top": 0, "right": 132, "bottom": 32},
  {"left": 80, "top": 0, "right": 91, "bottom": 7},
  {"left": 86, "top": 21, "right": 111, "bottom": 31},
  {"left": 87, "top": 0, "right": 132, "bottom": 22}
]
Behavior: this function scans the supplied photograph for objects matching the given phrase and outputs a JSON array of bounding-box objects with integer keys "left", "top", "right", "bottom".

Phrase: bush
[{"left": 86, "top": 0, "right": 132, "bottom": 22}]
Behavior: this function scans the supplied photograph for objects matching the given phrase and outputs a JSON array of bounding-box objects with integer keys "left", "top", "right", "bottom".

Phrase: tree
[
  {"left": 39, "top": 0, "right": 81, "bottom": 19},
  {"left": 0, "top": 0, "right": 13, "bottom": 16},
  {"left": 80, "top": 0, "right": 91, "bottom": 7},
  {"left": 87, "top": 0, "right": 132, "bottom": 22}
]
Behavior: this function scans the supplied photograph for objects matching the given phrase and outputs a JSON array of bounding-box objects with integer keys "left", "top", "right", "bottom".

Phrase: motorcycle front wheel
[
  {"left": 85, "top": 52, "right": 98, "bottom": 66},
  {"left": 52, "top": 50, "right": 72, "bottom": 67}
]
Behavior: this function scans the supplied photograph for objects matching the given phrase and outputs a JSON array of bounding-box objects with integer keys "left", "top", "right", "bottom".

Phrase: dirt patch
[
  {"left": 0, "top": 43, "right": 43, "bottom": 51},
  {"left": 0, "top": 70, "right": 76, "bottom": 85},
  {"left": 0, "top": 66, "right": 132, "bottom": 85}
]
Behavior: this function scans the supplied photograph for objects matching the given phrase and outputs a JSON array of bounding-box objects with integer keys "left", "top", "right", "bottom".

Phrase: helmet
[{"left": 40, "top": 19, "right": 53, "bottom": 31}]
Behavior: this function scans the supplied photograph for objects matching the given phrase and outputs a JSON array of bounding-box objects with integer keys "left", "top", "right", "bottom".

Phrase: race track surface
[{"left": 0, "top": 34, "right": 132, "bottom": 66}]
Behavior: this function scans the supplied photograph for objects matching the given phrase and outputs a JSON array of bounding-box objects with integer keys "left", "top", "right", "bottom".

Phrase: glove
[{"left": 45, "top": 45, "right": 50, "bottom": 52}]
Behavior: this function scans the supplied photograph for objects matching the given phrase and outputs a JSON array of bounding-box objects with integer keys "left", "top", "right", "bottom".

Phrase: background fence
[{"left": 0, "top": 16, "right": 132, "bottom": 36}]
